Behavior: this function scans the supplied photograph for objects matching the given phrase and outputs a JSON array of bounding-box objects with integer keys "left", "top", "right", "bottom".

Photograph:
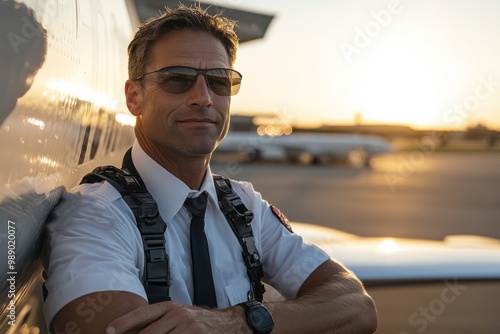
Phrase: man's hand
[{"left": 106, "top": 301, "right": 251, "bottom": 334}]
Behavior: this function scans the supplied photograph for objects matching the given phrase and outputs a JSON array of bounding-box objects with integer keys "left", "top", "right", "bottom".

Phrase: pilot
[
  {"left": 0, "top": 0, "right": 47, "bottom": 125},
  {"left": 43, "top": 5, "right": 377, "bottom": 334}
]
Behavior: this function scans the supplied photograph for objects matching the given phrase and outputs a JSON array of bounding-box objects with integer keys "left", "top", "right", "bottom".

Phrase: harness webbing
[
  {"left": 80, "top": 164, "right": 171, "bottom": 304},
  {"left": 213, "top": 175, "right": 266, "bottom": 302}
]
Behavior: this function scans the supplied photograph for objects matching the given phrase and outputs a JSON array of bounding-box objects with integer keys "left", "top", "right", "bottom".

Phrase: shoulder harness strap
[
  {"left": 80, "top": 160, "right": 170, "bottom": 304},
  {"left": 213, "top": 175, "right": 266, "bottom": 302}
]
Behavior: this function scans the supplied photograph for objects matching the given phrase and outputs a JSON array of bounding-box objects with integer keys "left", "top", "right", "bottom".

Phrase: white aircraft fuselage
[{"left": 0, "top": 1, "right": 138, "bottom": 332}]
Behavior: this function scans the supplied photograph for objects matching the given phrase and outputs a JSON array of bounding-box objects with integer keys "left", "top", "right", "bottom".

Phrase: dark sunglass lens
[
  {"left": 157, "top": 67, "right": 197, "bottom": 94},
  {"left": 207, "top": 69, "right": 241, "bottom": 96}
]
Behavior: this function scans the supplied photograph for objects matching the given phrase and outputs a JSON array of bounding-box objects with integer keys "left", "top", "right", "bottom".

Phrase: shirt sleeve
[
  {"left": 232, "top": 181, "right": 330, "bottom": 300},
  {"left": 42, "top": 182, "right": 147, "bottom": 328}
]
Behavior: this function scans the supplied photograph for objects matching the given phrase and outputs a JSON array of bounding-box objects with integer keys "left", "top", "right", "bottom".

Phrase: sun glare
[
  {"left": 379, "top": 238, "right": 398, "bottom": 254},
  {"left": 356, "top": 48, "right": 444, "bottom": 128}
]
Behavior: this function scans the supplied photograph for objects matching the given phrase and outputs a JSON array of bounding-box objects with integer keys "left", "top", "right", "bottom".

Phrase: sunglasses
[{"left": 135, "top": 66, "right": 242, "bottom": 96}]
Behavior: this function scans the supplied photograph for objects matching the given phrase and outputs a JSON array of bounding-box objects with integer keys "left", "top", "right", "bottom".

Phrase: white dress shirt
[{"left": 43, "top": 142, "right": 329, "bottom": 328}]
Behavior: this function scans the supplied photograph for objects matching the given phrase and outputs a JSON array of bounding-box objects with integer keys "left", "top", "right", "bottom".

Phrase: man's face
[{"left": 127, "top": 30, "right": 232, "bottom": 161}]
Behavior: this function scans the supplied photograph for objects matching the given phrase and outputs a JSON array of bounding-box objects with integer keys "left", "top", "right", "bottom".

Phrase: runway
[{"left": 211, "top": 152, "right": 500, "bottom": 240}]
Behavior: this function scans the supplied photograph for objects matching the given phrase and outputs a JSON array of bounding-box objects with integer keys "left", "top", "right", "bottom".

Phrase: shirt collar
[{"left": 131, "top": 141, "right": 218, "bottom": 222}]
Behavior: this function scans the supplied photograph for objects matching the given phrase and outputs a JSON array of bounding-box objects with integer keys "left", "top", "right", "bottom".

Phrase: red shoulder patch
[{"left": 270, "top": 204, "right": 293, "bottom": 233}]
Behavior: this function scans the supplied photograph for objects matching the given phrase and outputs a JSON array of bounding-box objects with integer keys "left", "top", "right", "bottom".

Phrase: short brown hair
[{"left": 127, "top": 5, "right": 239, "bottom": 81}]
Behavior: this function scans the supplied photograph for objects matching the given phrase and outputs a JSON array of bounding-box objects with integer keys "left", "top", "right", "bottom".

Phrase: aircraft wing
[{"left": 133, "top": 0, "right": 274, "bottom": 43}]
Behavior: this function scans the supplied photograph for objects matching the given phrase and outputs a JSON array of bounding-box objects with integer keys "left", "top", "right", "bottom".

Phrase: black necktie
[{"left": 184, "top": 191, "right": 218, "bottom": 308}]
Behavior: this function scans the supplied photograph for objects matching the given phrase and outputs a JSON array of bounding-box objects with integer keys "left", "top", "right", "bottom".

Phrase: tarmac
[{"left": 211, "top": 151, "right": 500, "bottom": 240}]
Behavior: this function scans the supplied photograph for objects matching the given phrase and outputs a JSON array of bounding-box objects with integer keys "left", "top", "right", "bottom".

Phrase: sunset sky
[{"left": 208, "top": 0, "right": 500, "bottom": 130}]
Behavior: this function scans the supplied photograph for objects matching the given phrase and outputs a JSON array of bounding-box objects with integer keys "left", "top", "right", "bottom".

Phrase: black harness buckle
[{"left": 214, "top": 175, "right": 265, "bottom": 302}]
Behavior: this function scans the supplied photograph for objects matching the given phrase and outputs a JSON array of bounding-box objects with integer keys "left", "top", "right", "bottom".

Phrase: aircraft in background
[
  {"left": 215, "top": 114, "right": 394, "bottom": 167},
  {"left": 216, "top": 131, "right": 394, "bottom": 167}
]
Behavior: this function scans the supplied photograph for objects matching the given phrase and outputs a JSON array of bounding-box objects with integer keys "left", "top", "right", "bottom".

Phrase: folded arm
[
  {"left": 53, "top": 291, "right": 148, "bottom": 334},
  {"left": 54, "top": 291, "right": 249, "bottom": 334},
  {"left": 266, "top": 259, "right": 378, "bottom": 334},
  {"left": 100, "top": 259, "right": 377, "bottom": 334}
]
